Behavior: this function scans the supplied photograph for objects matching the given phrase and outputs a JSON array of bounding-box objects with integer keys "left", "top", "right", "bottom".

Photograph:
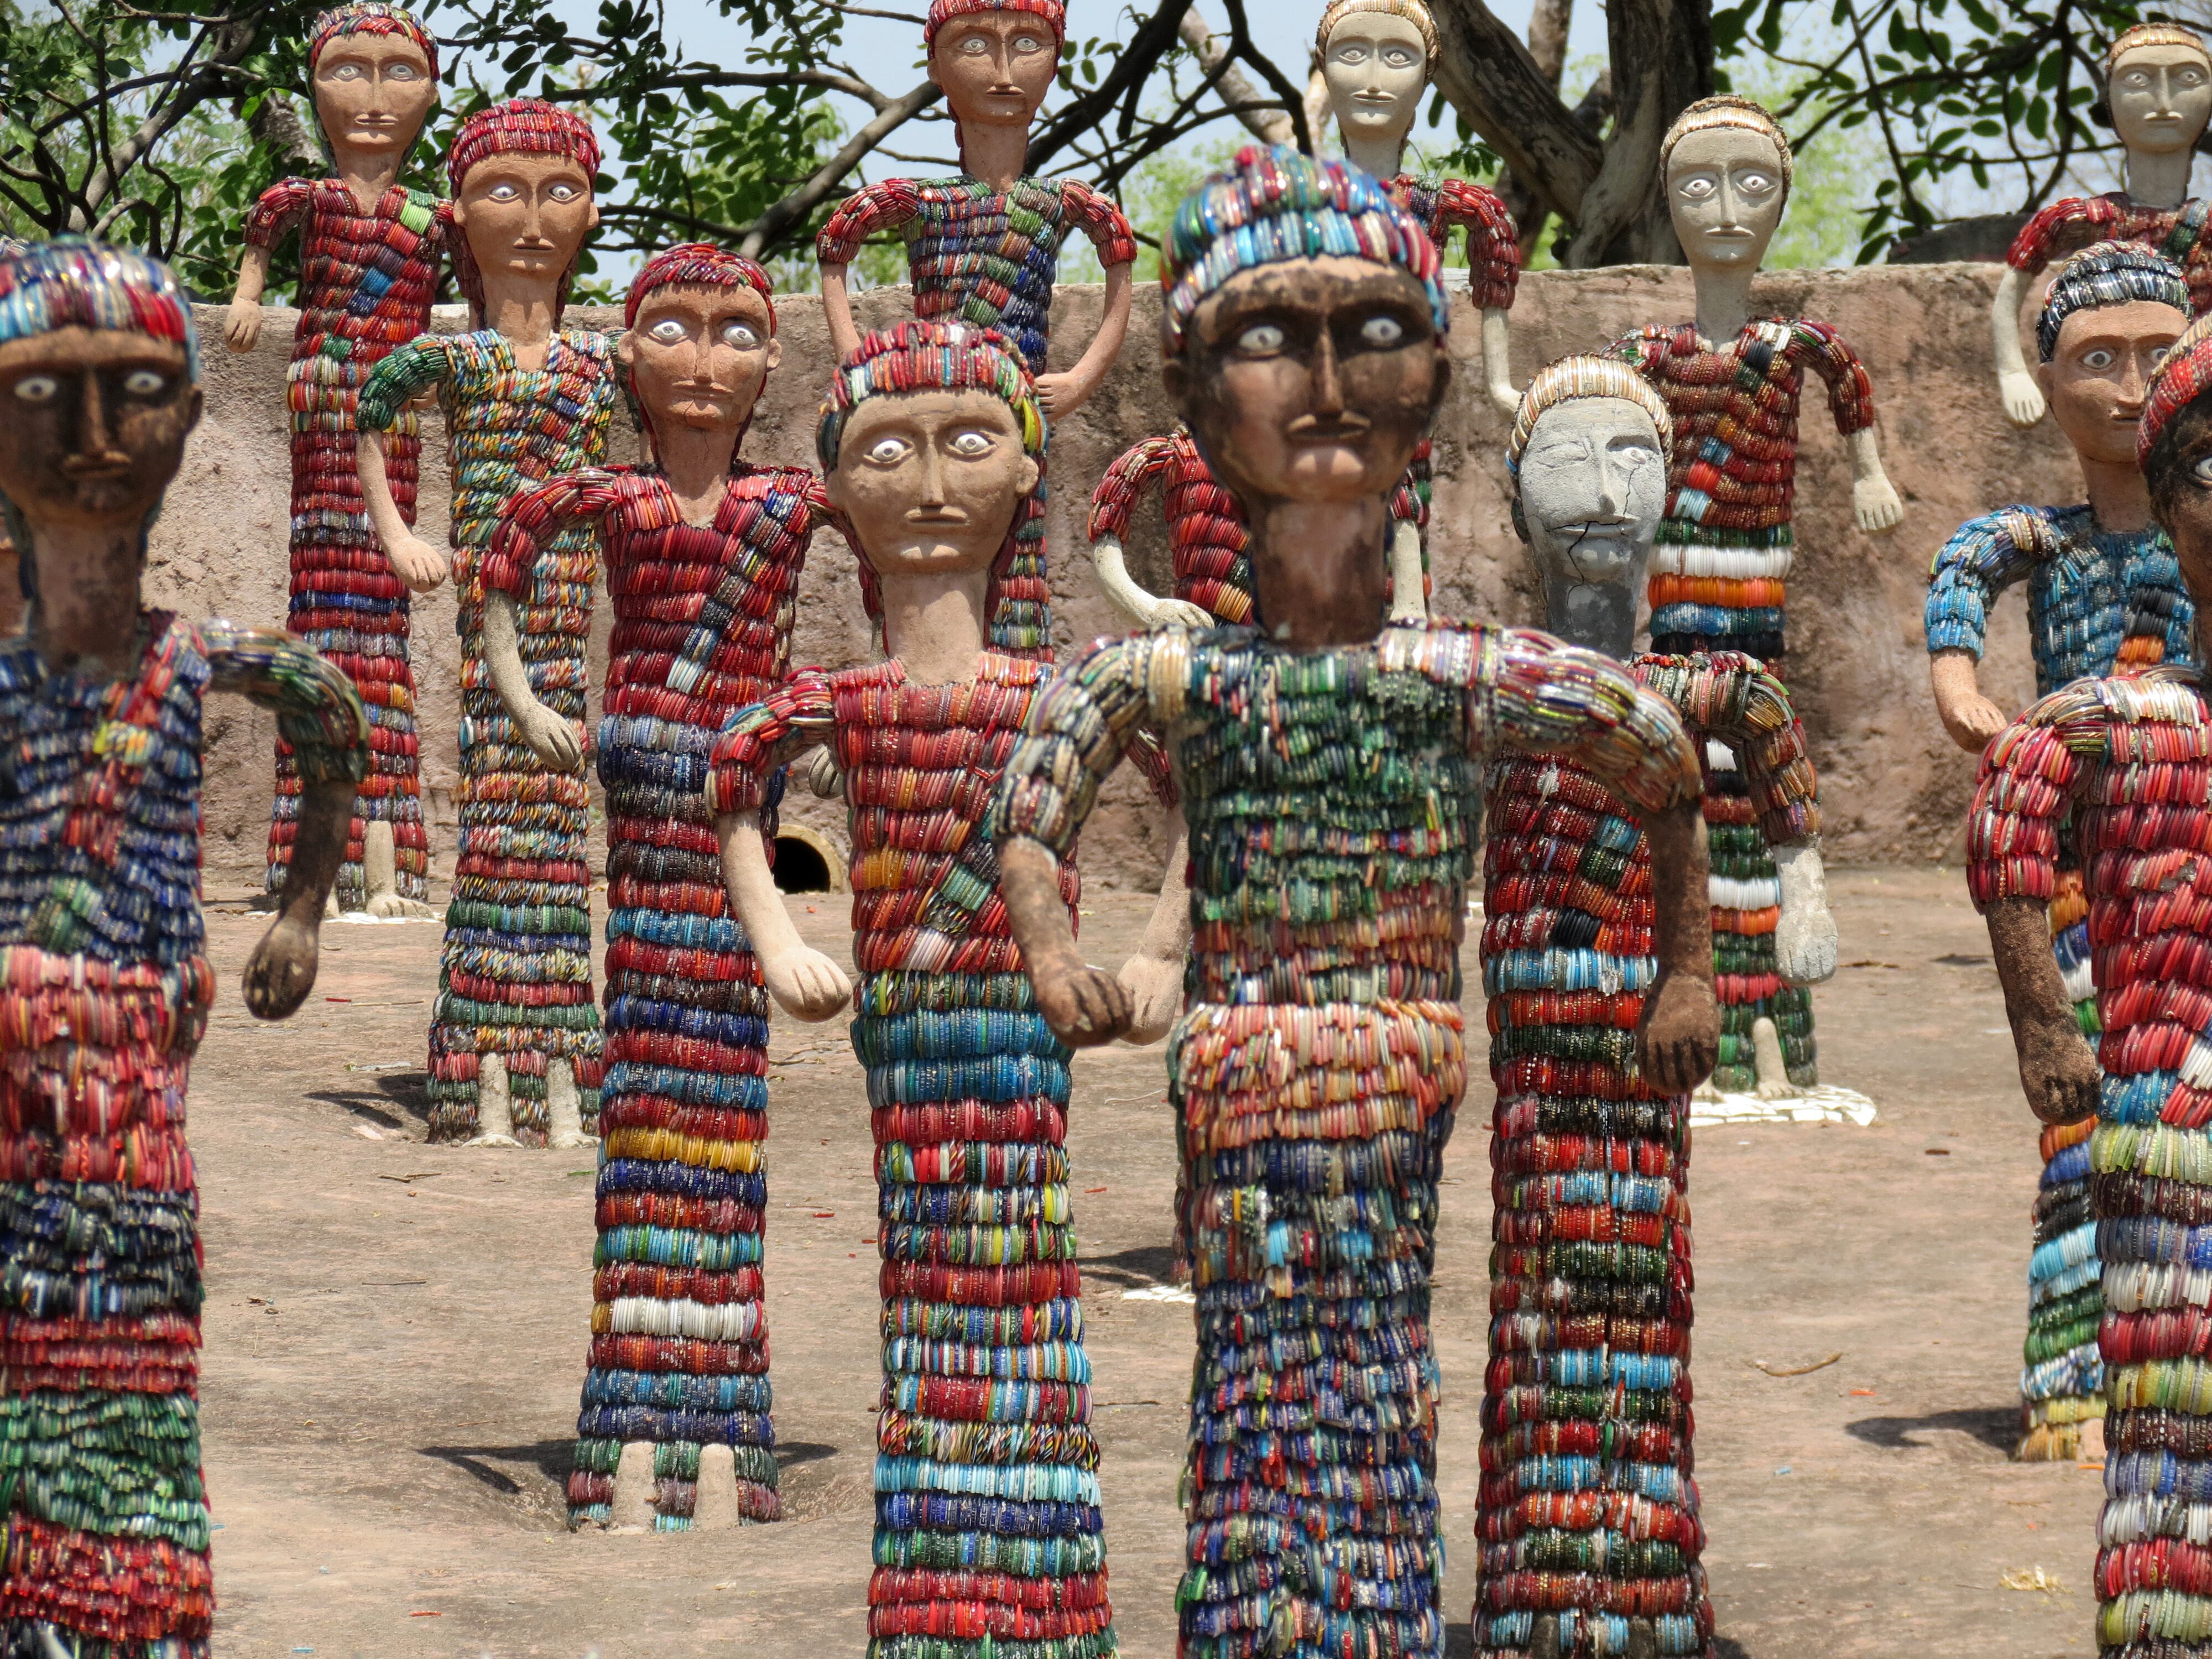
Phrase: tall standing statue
[
  {"left": 1994, "top": 23, "right": 2212, "bottom": 426},
  {"left": 0, "top": 240, "right": 368, "bottom": 1659},
  {"left": 1927, "top": 241, "right": 2194, "bottom": 1462},
  {"left": 357, "top": 100, "right": 622, "bottom": 1147},
  {"left": 483, "top": 244, "right": 827, "bottom": 1528},
  {"left": 227, "top": 2, "right": 442, "bottom": 917},
  {"left": 1969, "top": 311, "right": 2212, "bottom": 1659},
  {"left": 1614, "top": 94, "right": 1900, "bottom": 1095},
  {"left": 708, "top": 319, "right": 1190, "bottom": 1657},
  {"left": 987, "top": 145, "right": 1721, "bottom": 1659}
]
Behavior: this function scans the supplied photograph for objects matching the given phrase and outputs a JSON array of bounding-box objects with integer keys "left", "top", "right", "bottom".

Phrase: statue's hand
[
  {"left": 387, "top": 534, "right": 450, "bottom": 593},
  {"left": 1114, "top": 952, "right": 1183, "bottom": 1045},
  {"left": 1034, "top": 369, "right": 1097, "bottom": 420},
  {"left": 1141, "top": 597, "right": 1214, "bottom": 632},
  {"left": 763, "top": 945, "right": 851, "bottom": 1022},
  {"left": 243, "top": 914, "right": 320, "bottom": 1019},
  {"left": 1636, "top": 969, "right": 1719, "bottom": 1093},
  {"left": 1774, "top": 895, "right": 1839, "bottom": 985},
  {"left": 806, "top": 744, "right": 844, "bottom": 800},
  {"left": 514, "top": 698, "right": 583, "bottom": 773},
  {"left": 1936, "top": 684, "right": 2011, "bottom": 753},
  {"left": 2015, "top": 1012, "right": 2100, "bottom": 1125},
  {"left": 1033, "top": 962, "right": 1133, "bottom": 1050},
  {"left": 2000, "top": 369, "right": 2048, "bottom": 429},
  {"left": 224, "top": 296, "right": 263, "bottom": 354},
  {"left": 1853, "top": 473, "right": 1904, "bottom": 533}
]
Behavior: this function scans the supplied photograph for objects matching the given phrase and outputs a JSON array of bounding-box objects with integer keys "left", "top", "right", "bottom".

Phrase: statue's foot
[
  {"left": 364, "top": 889, "right": 436, "bottom": 919},
  {"left": 463, "top": 1131, "right": 524, "bottom": 1149},
  {"left": 473, "top": 1054, "right": 523, "bottom": 1149},
  {"left": 546, "top": 1059, "right": 588, "bottom": 1151},
  {"left": 549, "top": 1130, "right": 597, "bottom": 1151},
  {"left": 609, "top": 1441, "right": 658, "bottom": 1532},
  {"left": 1755, "top": 1075, "right": 1798, "bottom": 1102},
  {"left": 2080, "top": 1413, "right": 2107, "bottom": 1461},
  {"left": 323, "top": 888, "right": 342, "bottom": 921},
  {"left": 1691, "top": 1077, "right": 1726, "bottom": 1103}
]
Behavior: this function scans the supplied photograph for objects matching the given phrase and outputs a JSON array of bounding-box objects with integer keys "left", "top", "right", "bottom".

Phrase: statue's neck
[
  {"left": 1542, "top": 574, "right": 1639, "bottom": 660},
  {"left": 955, "top": 120, "right": 1029, "bottom": 194},
  {"left": 24, "top": 522, "right": 144, "bottom": 678},
  {"left": 2125, "top": 144, "right": 2195, "bottom": 212},
  {"left": 877, "top": 566, "right": 991, "bottom": 686},
  {"left": 1692, "top": 260, "right": 1757, "bottom": 346},
  {"left": 1244, "top": 495, "right": 1392, "bottom": 650},
  {"left": 328, "top": 141, "right": 407, "bottom": 214},
  {"left": 1342, "top": 129, "right": 1407, "bottom": 184}
]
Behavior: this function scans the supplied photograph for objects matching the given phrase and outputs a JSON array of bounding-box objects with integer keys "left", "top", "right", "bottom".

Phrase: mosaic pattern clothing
[
  {"left": 1390, "top": 176, "right": 1520, "bottom": 313},
  {"left": 1477, "top": 651, "right": 1812, "bottom": 1658},
  {"left": 991, "top": 620, "right": 1704, "bottom": 1659},
  {"left": 0, "top": 614, "right": 366, "bottom": 1657},
  {"left": 359, "top": 328, "right": 623, "bottom": 1142},
  {"left": 245, "top": 177, "right": 445, "bottom": 906},
  {"left": 709, "top": 654, "right": 1115, "bottom": 1658},
  {"left": 2008, "top": 193, "right": 2212, "bottom": 315},
  {"left": 484, "top": 464, "right": 826, "bottom": 1526},
  {"left": 1965, "top": 665, "right": 2212, "bottom": 1656}
]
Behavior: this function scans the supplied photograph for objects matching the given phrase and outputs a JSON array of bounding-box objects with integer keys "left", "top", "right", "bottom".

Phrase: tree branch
[
  {"left": 738, "top": 77, "right": 943, "bottom": 258},
  {"left": 1178, "top": 5, "right": 1295, "bottom": 144},
  {"left": 1025, "top": 0, "right": 1190, "bottom": 173},
  {"left": 1426, "top": 0, "right": 1602, "bottom": 222}
]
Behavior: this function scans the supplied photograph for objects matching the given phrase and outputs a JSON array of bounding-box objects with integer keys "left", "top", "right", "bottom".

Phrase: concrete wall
[{"left": 160, "top": 263, "right": 2054, "bottom": 896}]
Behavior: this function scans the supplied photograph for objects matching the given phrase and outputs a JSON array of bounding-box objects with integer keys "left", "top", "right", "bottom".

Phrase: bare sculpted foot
[
  {"left": 361, "top": 822, "right": 436, "bottom": 919},
  {"left": 468, "top": 1053, "right": 525, "bottom": 1149}
]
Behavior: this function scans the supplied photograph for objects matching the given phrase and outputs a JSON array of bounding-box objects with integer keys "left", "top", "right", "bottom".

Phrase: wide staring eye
[
  {"left": 388, "top": 62, "right": 418, "bottom": 80},
  {"left": 329, "top": 62, "right": 363, "bottom": 80},
  {"left": 1383, "top": 46, "right": 1418, "bottom": 66},
  {"left": 1359, "top": 315, "right": 1406, "bottom": 348},
  {"left": 2081, "top": 348, "right": 2117, "bottom": 372},
  {"left": 647, "top": 319, "right": 688, "bottom": 345},
  {"left": 866, "top": 436, "right": 911, "bottom": 465},
  {"left": 122, "top": 369, "right": 168, "bottom": 396},
  {"left": 1236, "top": 322, "right": 1286, "bottom": 353},
  {"left": 721, "top": 322, "right": 760, "bottom": 349},
  {"left": 948, "top": 430, "right": 994, "bottom": 458},
  {"left": 959, "top": 34, "right": 989, "bottom": 51},
  {"left": 2155, "top": 344, "right": 2175, "bottom": 365},
  {"left": 488, "top": 181, "right": 519, "bottom": 201},
  {"left": 548, "top": 182, "right": 581, "bottom": 201},
  {"left": 11, "top": 375, "right": 57, "bottom": 404},
  {"left": 1014, "top": 33, "right": 1044, "bottom": 52},
  {"left": 2195, "top": 452, "right": 2212, "bottom": 482},
  {"left": 1737, "top": 170, "right": 1776, "bottom": 193},
  {"left": 1677, "top": 176, "right": 1716, "bottom": 200}
]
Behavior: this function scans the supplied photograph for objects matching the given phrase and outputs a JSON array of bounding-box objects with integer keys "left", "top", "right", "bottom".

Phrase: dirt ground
[{"left": 190, "top": 863, "right": 2095, "bottom": 1658}]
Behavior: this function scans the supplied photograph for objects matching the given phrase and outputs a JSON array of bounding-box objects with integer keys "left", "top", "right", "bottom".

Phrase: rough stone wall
[{"left": 162, "top": 263, "right": 2052, "bottom": 895}]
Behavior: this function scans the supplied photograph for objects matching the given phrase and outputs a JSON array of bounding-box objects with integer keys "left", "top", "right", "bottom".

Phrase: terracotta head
[
  {"left": 1662, "top": 95, "right": 1792, "bottom": 274},
  {"left": 1316, "top": 0, "right": 1436, "bottom": 168},
  {"left": 2138, "top": 314, "right": 2212, "bottom": 603},
  {"left": 2036, "top": 241, "right": 2189, "bottom": 473},
  {"left": 817, "top": 320, "right": 1049, "bottom": 656},
  {"left": 446, "top": 98, "right": 601, "bottom": 326},
  {"left": 2101, "top": 22, "right": 2212, "bottom": 153},
  {"left": 619, "top": 243, "right": 780, "bottom": 461},
  {"left": 305, "top": 2, "right": 437, "bottom": 167},
  {"left": 925, "top": 0, "right": 1063, "bottom": 169}
]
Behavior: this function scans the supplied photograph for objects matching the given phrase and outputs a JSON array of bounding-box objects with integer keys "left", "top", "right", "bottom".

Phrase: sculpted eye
[
  {"left": 2155, "top": 344, "right": 2174, "bottom": 365},
  {"left": 122, "top": 369, "right": 168, "bottom": 396},
  {"left": 1236, "top": 322, "right": 1286, "bottom": 353},
  {"left": 328, "top": 62, "right": 363, "bottom": 80},
  {"left": 959, "top": 34, "right": 989, "bottom": 51},
  {"left": 1359, "top": 314, "right": 1406, "bottom": 348},
  {"left": 486, "top": 181, "right": 520, "bottom": 201},
  {"left": 547, "top": 181, "right": 582, "bottom": 201},
  {"left": 388, "top": 62, "right": 419, "bottom": 80},
  {"left": 865, "top": 436, "right": 912, "bottom": 465},
  {"left": 1332, "top": 43, "right": 1369, "bottom": 63},
  {"left": 1383, "top": 45, "right": 1420, "bottom": 66},
  {"left": 1736, "top": 170, "right": 1777, "bottom": 195},
  {"left": 721, "top": 322, "right": 761, "bottom": 349},
  {"left": 948, "top": 430, "right": 994, "bottom": 458},
  {"left": 646, "top": 318, "right": 688, "bottom": 345},
  {"left": 1677, "top": 175, "right": 1717, "bottom": 200},
  {"left": 1014, "top": 32, "right": 1045, "bottom": 53},
  {"left": 11, "top": 375, "right": 56, "bottom": 404},
  {"left": 2081, "top": 347, "right": 2117, "bottom": 372}
]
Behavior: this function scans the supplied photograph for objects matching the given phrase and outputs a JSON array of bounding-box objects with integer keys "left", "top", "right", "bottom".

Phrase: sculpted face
[
  {"left": 1517, "top": 397, "right": 1667, "bottom": 656},
  {"left": 1666, "top": 125, "right": 1786, "bottom": 273},
  {"left": 2041, "top": 299, "right": 2186, "bottom": 468},
  {"left": 0, "top": 327, "right": 201, "bottom": 532},
  {"left": 452, "top": 152, "right": 598, "bottom": 289},
  {"left": 312, "top": 32, "right": 436, "bottom": 161},
  {"left": 1323, "top": 13, "right": 1428, "bottom": 158},
  {"left": 2152, "top": 402, "right": 2212, "bottom": 609},
  {"left": 2110, "top": 44, "right": 2212, "bottom": 154},
  {"left": 825, "top": 390, "right": 1039, "bottom": 581},
  {"left": 930, "top": 12, "right": 1058, "bottom": 135},
  {"left": 1165, "top": 254, "right": 1448, "bottom": 508},
  {"left": 621, "top": 283, "right": 780, "bottom": 437}
]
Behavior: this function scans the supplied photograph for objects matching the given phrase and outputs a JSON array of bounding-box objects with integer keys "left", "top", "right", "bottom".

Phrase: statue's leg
[
  {"left": 546, "top": 1057, "right": 592, "bottom": 1149},
  {"left": 467, "top": 1053, "right": 523, "bottom": 1148},
  {"left": 1751, "top": 1015, "right": 1794, "bottom": 1099}
]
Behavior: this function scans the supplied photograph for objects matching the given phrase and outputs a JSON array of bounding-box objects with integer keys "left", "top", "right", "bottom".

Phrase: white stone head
[
  {"left": 1662, "top": 95, "right": 1792, "bottom": 276},
  {"left": 2104, "top": 23, "right": 2212, "bottom": 156},
  {"left": 1317, "top": 0, "right": 1436, "bottom": 174}
]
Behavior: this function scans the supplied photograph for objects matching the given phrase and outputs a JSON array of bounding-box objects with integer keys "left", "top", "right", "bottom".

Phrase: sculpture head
[
  {"left": 2102, "top": 23, "right": 2212, "bottom": 156},
  {"left": 817, "top": 320, "right": 1048, "bottom": 655},
  {"left": 446, "top": 98, "right": 601, "bottom": 326},
  {"left": 1316, "top": 0, "right": 1436, "bottom": 171},
  {"left": 1160, "top": 145, "right": 1449, "bottom": 517},
  {"left": 0, "top": 241, "right": 202, "bottom": 607},
  {"left": 618, "top": 243, "right": 780, "bottom": 461},
  {"left": 1506, "top": 355, "right": 1672, "bottom": 658},
  {"left": 1662, "top": 96, "right": 1792, "bottom": 275},
  {"left": 2037, "top": 241, "right": 2189, "bottom": 472},
  {"left": 2139, "top": 314, "right": 2212, "bottom": 604},
  {"left": 925, "top": 0, "right": 1062, "bottom": 167},
  {"left": 305, "top": 2, "right": 437, "bottom": 168}
]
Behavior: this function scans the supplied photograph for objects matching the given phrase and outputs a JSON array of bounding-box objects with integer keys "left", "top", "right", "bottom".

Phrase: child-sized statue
[
  {"left": 357, "top": 100, "right": 623, "bottom": 1147},
  {"left": 1995, "top": 23, "right": 2212, "bottom": 426},
  {"left": 227, "top": 1, "right": 442, "bottom": 917},
  {"left": 1969, "top": 312, "right": 2212, "bottom": 1659},
  {"left": 0, "top": 241, "right": 368, "bottom": 1657},
  {"left": 1928, "top": 241, "right": 2194, "bottom": 1462},
  {"left": 988, "top": 146, "right": 1722, "bottom": 1659},
  {"left": 1615, "top": 93, "right": 1898, "bottom": 1093},
  {"left": 483, "top": 244, "right": 828, "bottom": 1528},
  {"left": 708, "top": 319, "right": 1189, "bottom": 1657},
  {"left": 1483, "top": 354, "right": 1834, "bottom": 1658}
]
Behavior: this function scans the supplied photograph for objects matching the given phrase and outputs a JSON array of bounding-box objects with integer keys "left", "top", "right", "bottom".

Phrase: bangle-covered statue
[
  {"left": 483, "top": 244, "right": 827, "bottom": 1528},
  {"left": 227, "top": 1, "right": 442, "bottom": 917},
  {"left": 357, "top": 100, "right": 622, "bottom": 1148},
  {"left": 1927, "top": 241, "right": 2193, "bottom": 1461},
  {"left": 708, "top": 319, "right": 1190, "bottom": 1657},
  {"left": 1995, "top": 23, "right": 2212, "bottom": 426},
  {"left": 1614, "top": 94, "right": 1899, "bottom": 1095},
  {"left": 1969, "top": 311, "right": 2212, "bottom": 1657},
  {"left": 0, "top": 241, "right": 368, "bottom": 1658},
  {"left": 987, "top": 145, "right": 1721, "bottom": 1659}
]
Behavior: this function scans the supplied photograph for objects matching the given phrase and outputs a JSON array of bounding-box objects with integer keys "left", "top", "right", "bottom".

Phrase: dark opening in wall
[{"left": 773, "top": 836, "right": 832, "bottom": 894}]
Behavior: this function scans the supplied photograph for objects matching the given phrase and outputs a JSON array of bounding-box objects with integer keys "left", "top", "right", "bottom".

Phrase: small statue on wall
[
  {"left": 0, "top": 239, "right": 368, "bottom": 1658},
  {"left": 709, "top": 318, "right": 1190, "bottom": 1656},
  {"left": 356, "top": 100, "right": 623, "bottom": 1147},
  {"left": 988, "top": 145, "right": 1721, "bottom": 1659},
  {"left": 1931, "top": 242, "right": 2193, "bottom": 1462},
  {"left": 227, "top": 1, "right": 443, "bottom": 917},
  {"left": 483, "top": 244, "right": 828, "bottom": 1529},
  {"left": 1994, "top": 23, "right": 2212, "bottom": 426}
]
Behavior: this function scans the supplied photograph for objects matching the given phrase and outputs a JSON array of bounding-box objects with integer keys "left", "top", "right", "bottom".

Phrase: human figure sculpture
[
  {"left": 1928, "top": 241, "right": 2194, "bottom": 1462},
  {"left": 1479, "top": 354, "right": 1834, "bottom": 1658},
  {"left": 1614, "top": 94, "right": 1899, "bottom": 1095},
  {"left": 708, "top": 318, "right": 1189, "bottom": 1656},
  {"left": 0, "top": 240, "right": 367, "bottom": 1658},
  {"left": 226, "top": 2, "right": 442, "bottom": 917},
  {"left": 482, "top": 244, "right": 826, "bottom": 1528},
  {"left": 1970, "top": 309, "right": 2212, "bottom": 1659},
  {"left": 1994, "top": 23, "right": 2212, "bottom": 426},
  {"left": 357, "top": 100, "right": 622, "bottom": 1147},
  {"left": 987, "top": 145, "right": 1721, "bottom": 1659}
]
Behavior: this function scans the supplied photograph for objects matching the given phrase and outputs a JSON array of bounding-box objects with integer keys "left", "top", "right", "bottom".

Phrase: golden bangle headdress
[
  {"left": 2103, "top": 21, "right": 2212, "bottom": 82},
  {"left": 1314, "top": 0, "right": 1438, "bottom": 63},
  {"left": 1506, "top": 355, "right": 1674, "bottom": 476},
  {"left": 1660, "top": 95, "right": 1794, "bottom": 195}
]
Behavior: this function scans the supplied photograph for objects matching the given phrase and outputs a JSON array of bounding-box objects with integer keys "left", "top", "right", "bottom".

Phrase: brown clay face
[
  {"left": 2042, "top": 299, "right": 2187, "bottom": 469},
  {"left": 0, "top": 328, "right": 201, "bottom": 532},
  {"left": 2154, "top": 404, "right": 2212, "bottom": 606},
  {"left": 621, "top": 283, "right": 780, "bottom": 437},
  {"left": 1165, "top": 255, "right": 1447, "bottom": 509},
  {"left": 929, "top": 12, "right": 1058, "bottom": 137},
  {"left": 312, "top": 32, "right": 436, "bottom": 163},
  {"left": 452, "top": 152, "right": 598, "bottom": 290},
  {"left": 825, "top": 391, "right": 1038, "bottom": 582}
]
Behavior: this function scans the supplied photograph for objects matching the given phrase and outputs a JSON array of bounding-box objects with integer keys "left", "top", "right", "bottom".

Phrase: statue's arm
[
  {"left": 815, "top": 181, "right": 916, "bottom": 366},
  {"left": 357, "top": 337, "right": 456, "bottom": 591}
]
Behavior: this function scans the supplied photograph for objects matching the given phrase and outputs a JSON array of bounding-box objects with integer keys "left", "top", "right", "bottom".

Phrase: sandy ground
[{"left": 188, "top": 864, "right": 2096, "bottom": 1658}]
